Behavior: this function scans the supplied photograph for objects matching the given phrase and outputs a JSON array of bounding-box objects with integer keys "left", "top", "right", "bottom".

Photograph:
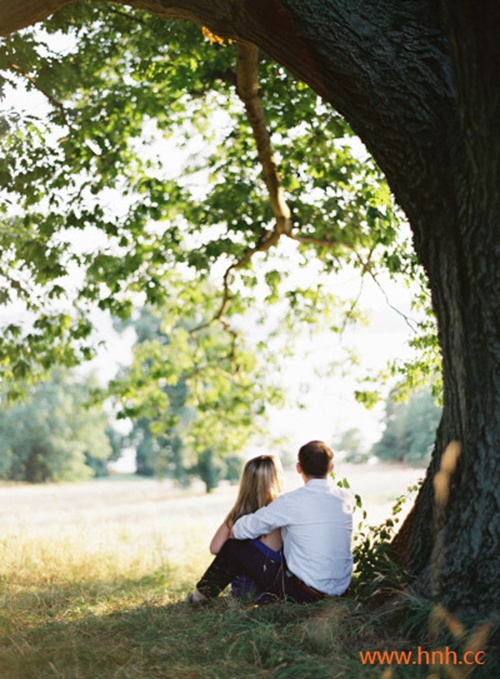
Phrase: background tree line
[
  {"left": 0, "top": 368, "right": 115, "bottom": 482},
  {"left": 0, "top": 363, "right": 441, "bottom": 485},
  {"left": 336, "top": 386, "right": 442, "bottom": 466}
]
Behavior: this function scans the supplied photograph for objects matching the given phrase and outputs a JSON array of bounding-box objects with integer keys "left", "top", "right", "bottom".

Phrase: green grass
[
  {"left": 0, "top": 477, "right": 495, "bottom": 678},
  {"left": 0, "top": 577, "right": 391, "bottom": 678}
]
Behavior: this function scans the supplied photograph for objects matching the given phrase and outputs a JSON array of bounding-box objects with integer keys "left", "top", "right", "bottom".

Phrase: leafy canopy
[
  {"left": 110, "top": 281, "right": 284, "bottom": 450},
  {"left": 0, "top": 2, "right": 439, "bottom": 410}
]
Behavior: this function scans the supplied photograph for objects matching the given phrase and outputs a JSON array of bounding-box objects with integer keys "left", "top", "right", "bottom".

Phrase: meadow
[{"left": 0, "top": 463, "right": 490, "bottom": 678}]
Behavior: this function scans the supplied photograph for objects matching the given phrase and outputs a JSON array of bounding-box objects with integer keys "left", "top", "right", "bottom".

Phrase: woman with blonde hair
[{"left": 207, "top": 454, "right": 284, "bottom": 600}]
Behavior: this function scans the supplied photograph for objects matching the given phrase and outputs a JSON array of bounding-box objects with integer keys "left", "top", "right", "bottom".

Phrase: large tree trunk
[
  {"left": 1, "top": 0, "right": 499, "bottom": 619},
  {"left": 390, "top": 1, "right": 500, "bottom": 619},
  {"left": 394, "top": 187, "right": 500, "bottom": 617}
]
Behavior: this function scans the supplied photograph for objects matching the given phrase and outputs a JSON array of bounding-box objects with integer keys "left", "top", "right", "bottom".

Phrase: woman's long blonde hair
[{"left": 226, "top": 455, "right": 284, "bottom": 526}]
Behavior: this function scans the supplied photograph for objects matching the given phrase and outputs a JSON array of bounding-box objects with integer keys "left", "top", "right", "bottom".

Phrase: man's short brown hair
[{"left": 298, "top": 440, "right": 334, "bottom": 478}]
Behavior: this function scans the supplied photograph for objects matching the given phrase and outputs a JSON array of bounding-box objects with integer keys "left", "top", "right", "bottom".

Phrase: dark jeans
[{"left": 196, "top": 539, "right": 320, "bottom": 604}]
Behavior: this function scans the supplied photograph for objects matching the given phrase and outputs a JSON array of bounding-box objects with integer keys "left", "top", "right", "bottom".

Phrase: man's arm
[{"left": 232, "top": 495, "right": 289, "bottom": 539}]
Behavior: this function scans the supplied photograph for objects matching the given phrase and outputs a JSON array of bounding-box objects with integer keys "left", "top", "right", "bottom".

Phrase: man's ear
[
  {"left": 296, "top": 462, "right": 302, "bottom": 475},
  {"left": 328, "top": 462, "right": 334, "bottom": 473}
]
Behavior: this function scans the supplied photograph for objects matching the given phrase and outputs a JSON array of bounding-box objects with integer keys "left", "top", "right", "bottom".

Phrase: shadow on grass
[
  {"left": 1, "top": 579, "right": 497, "bottom": 679},
  {"left": 0, "top": 577, "right": 381, "bottom": 679}
]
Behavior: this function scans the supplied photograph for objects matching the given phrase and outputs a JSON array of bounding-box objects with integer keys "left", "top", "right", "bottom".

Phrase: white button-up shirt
[{"left": 233, "top": 478, "right": 353, "bottom": 596}]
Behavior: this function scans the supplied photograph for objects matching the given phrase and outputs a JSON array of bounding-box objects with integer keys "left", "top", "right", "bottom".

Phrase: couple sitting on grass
[{"left": 188, "top": 440, "right": 353, "bottom": 605}]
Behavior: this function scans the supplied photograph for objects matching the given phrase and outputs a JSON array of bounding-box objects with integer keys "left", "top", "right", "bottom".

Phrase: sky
[{"left": 250, "top": 270, "right": 418, "bottom": 455}]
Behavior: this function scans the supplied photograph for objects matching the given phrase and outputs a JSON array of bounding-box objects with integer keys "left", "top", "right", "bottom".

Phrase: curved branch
[
  {"left": 193, "top": 40, "right": 293, "bottom": 333},
  {"left": 235, "top": 41, "right": 292, "bottom": 237},
  {"left": 0, "top": 0, "right": 73, "bottom": 35},
  {"left": 192, "top": 225, "right": 281, "bottom": 335}
]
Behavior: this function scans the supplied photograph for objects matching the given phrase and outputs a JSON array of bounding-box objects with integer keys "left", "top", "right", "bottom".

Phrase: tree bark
[
  {"left": 1, "top": 0, "right": 499, "bottom": 619},
  {"left": 390, "top": 1, "right": 500, "bottom": 619}
]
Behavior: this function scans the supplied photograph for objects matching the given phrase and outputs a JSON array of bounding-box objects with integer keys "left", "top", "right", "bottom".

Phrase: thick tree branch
[
  {"left": 192, "top": 40, "right": 294, "bottom": 332},
  {"left": 197, "top": 41, "right": 366, "bottom": 333},
  {"left": 235, "top": 41, "right": 292, "bottom": 237},
  {"left": 0, "top": 0, "right": 454, "bottom": 230},
  {"left": 0, "top": 0, "right": 73, "bottom": 35}
]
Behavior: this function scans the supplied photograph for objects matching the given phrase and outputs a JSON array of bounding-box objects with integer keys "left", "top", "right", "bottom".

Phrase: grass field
[{"left": 0, "top": 464, "right": 492, "bottom": 678}]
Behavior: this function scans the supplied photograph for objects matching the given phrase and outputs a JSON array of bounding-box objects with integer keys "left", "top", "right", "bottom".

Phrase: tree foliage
[
  {"left": 113, "top": 302, "right": 258, "bottom": 490},
  {"left": 0, "top": 369, "right": 113, "bottom": 482},
  {"left": 0, "top": 2, "right": 434, "bottom": 403}
]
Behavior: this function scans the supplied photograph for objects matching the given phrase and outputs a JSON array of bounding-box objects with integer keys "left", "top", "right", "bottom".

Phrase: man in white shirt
[{"left": 190, "top": 440, "right": 353, "bottom": 603}]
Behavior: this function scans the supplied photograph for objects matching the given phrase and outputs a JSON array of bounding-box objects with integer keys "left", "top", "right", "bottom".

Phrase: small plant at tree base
[{"left": 333, "top": 471, "right": 420, "bottom": 605}]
